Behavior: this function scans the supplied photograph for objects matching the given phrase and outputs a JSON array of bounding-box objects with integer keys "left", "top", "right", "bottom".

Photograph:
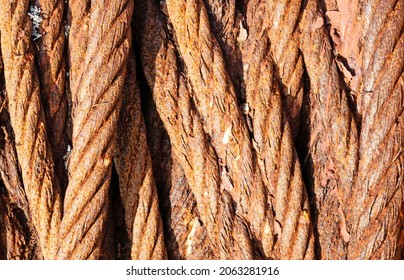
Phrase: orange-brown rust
[
  {"left": 348, "top": 1, "right": 404, "bottom": 259},
  {"left": 57, "top": 0, "right": 133, "bottom": 259},
  {"left": 138, "top": 0, "right": 255, "bottom": 259},
  {"left": 0, "top": 0, "right": 62, "bottom": 259},
  {"left": 114, "top": 53, "right": 167, "bottom": 260},
  {"left": 240, "top": 0, "right": 315, "bottom": 259},
  {"left": 299, "top": 0, "right": 359, "bottom": 259},
  {"left": 164, "top": 0, "right": 274, "bottom": 258},
  {"left": 142, "top": 89, "right": 213, "bottom": 260},
  {"left": 166, "top": 154, "right": 214, "bottom": 259},
  {"left": 0, "top": 106, "right": 41, "bottom": 259},
  {"left": 34, "top": 0, "right": 68, "bottom": 189}
]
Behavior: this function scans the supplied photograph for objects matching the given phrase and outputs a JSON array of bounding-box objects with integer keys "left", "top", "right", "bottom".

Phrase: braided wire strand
[
  {"left": 165, "top": 0, "right": 274, "bottom": 258},
  {"left": 0, "top": 0, "right": 62, "bottom": 259},
  {"left": 139, "top": 0, "right": 255, "bottom": 259},
  {"left": 299, "top": 0, "right": 359, "bottom": 259},
  {"left": 240, "top": 0, "right": 314, "bottom": 259},
  {"left": 348, "top": 0, "right": 404, "bottom": 259},
  {"left": 57, "top": 0, "right": 133, "bottom": 259},
  {"left": 34, "top": 0, "right": 68, "bottom": 188},
  {"left": 114, "top": 53, "right": 167, "bottom": 259}
]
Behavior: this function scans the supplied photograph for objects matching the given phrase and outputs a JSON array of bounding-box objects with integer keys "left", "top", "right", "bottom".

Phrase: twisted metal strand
[
  {"left": 57, "top": 0, "right": 132, "bottom": 259},
  {"left": 141, "top": 88, "right": 213, "bottom": 259},
  {"left": 166, "top": 153, "right": 214, "bottom": 259},
  {"left": 240, "top": 0, "right": 314, "bottom": 259},
  {"left": 165, "top": 0, "right": 274, "bottom": 258},
  {"left": 114, "top": 53, "right": 167, "bottom": 259},
  {"left": 203, "top": 0, "right": 244, "bottom": 98},
  {"left": 205, "top": 0, "right": 305, "bottom": 139},
  {"left": 139, "top": 0, "right": 255, "bottom": 259},
  {"left": 348, "top": 1, "right": 404, "bottom": 259},
  {"left": 299, "top": 0, "right": 359, "bottom": 259},
  {"left": 34, "top": 0, "right": 68, "bottom": 188},
  {"left": 0, "top": 0, "right": 62, "bottom": 259},
  {"left": 265, "top": 0, "right": 305, "bottom": 139}
]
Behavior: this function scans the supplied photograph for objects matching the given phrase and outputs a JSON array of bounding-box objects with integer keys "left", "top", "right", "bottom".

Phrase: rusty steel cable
[
  {"left": 166, "top": 154, "right": 214, "bottom": 259},
  {"left": 0, "top": 50, "right": 36, "bottom": 259},
  {"left": 33, "top": 0, "right": 69, "bottom": 189},
  {"left": 0, "top": 89, "right": 39, "bottom": 259},
  {"left": 240, "top": 0, "right": 315, "bottom": 259},
  {"left": 204, "top": 0, "right": 244, "bottom": 99},
  {"left": 141, "top": 87, "right": 213, "bottom": 259},
  {"left": 265, "top": 0, "right": 305, "bottom": 139},
  {"left": 138, "top": 0, "right": 255, "bottom": 259},
  {"left": 348, "top": 0, "right": 404, "bottom": 259},
  {"left": 164, "top": 0, "right": 275, "bottom": 258},
  {"left": 299, "top": 0, "right": 359, "bottom": 259},
  {"left": 0, "top": 0, "right": 62, "bottom": 259},
  {"left": 0, "top": 203, "right": 29, "bottom": 259},
  {"left": 0, "top": 104, "right": 40, "bottom": 259},
  {"left": 114, "top": 53, "right": 167, "bottom": 260},
  {"left": 57, "top": 0, "right": 132, "bottom": 259},
  {"left": 206, "top": 0, "right": 305, "bottom": 139}
]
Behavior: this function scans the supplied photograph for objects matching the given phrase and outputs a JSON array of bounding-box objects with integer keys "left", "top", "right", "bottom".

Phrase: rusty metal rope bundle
[
  {"left": 163, "top": 0, "right": 275, "bottom": 258},
  {"left": 0, "top": 0, "right": 402, "bottom": 260},
  {"left": 0, "top": 53, "right": 37, "bottom": 259},
  {"left": 138, "top": 65, "right": 213, "bottom": 260},
  {"left": 265, "top": 0, "right": 306, "bottom": 139},
  {"left": 140, "top": 91, "right": 200, "bottom": 259},
  {"left": 205, "top": 0, "right": 305, "bottom": 139},
  {"left": 164, "top": 153, "right": 214, "bottom": 260},
  {"left": 203, "top": 0, "right": 243, "bottom": 99},
  {"left": 0, "top": 101, "right": 39, "bottom": 259}
]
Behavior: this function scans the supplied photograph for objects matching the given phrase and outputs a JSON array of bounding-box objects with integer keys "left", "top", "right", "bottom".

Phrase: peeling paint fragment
[
  {"left": 186, "top": 218, "right": 200, "bottom": 255},
  {"left": 222, "top": 127, "right": 232, "bottom": 144},
  {"left": 237, "top": 21, "right": 248, "bottom": 44},
  {"left": 313, "top": 16, "right": 324, "bottom": 30}
]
